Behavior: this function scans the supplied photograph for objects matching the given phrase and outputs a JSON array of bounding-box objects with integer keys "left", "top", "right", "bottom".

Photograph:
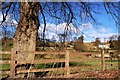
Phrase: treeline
[{"left": 1, "top": 35, "right": 120, "bottom": 51}]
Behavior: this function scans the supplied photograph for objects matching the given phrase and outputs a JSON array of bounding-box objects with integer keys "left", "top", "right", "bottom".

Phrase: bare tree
[
  {"left": 58, "top": 33, "right": 67, "bottom": 51},
  {"left": 1, "top": 1, "right": 119, "bottom": 52}
]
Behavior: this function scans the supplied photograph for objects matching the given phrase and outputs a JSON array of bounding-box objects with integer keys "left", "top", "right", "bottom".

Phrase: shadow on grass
[
  {"left": 105, "top": 60, "right": 120, "bottom": 62},
  {"left": 34, "top": 62, "right": 92, "bottom": 69}
]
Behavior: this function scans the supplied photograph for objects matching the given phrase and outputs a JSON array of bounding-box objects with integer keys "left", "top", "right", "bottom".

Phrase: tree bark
[{"left": 13, "top": 2, "right": 40, "bottom": 51}]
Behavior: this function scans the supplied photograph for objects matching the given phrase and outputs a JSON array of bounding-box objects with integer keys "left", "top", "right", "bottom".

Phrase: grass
[
  {"left": 105, "top": 60, "right": 120, "bottom": 62},
  {"left": 0, "top": 74, "right": 8, "bottom": 78},
  {"left": 0, "top": 54, "right": 11, "bottom": 60},
  {"left": 70, "top": 62, "right": 93, "bottom": 67},
  {"left": 34, "top": 61, "right": 96, "bottom": 69},
  {"left": 34, "top": 62, "right": 65, "bottom": 69},
  {"left": 0, "top": 64, "right": 10, "bottom": 71},
  {"left": 0, "top": 46, "right": 2, "bottom": 50}
]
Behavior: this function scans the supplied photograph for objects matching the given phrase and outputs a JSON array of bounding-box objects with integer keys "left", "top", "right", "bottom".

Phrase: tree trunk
[{"left": 13, "top": 2, "right": 40, "bottom": 51}]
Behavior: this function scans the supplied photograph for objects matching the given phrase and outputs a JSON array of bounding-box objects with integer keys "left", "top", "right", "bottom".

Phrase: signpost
[{"left": 98, "top": 44, "right": 110, "bottom": 71}]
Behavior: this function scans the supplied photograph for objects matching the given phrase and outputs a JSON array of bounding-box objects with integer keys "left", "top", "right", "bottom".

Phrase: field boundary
[{"left": 0, "top": 51, "right": 70, "bottom": 78}]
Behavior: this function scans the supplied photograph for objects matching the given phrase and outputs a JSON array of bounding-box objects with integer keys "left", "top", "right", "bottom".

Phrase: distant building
[{"left": 98, "top": 44, "right": 110, "bottom": 49}]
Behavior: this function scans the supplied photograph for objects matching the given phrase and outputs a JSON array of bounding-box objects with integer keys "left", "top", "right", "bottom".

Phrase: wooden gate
[{"left": 0, "top": 51, "right": 70, "bottom": 78}]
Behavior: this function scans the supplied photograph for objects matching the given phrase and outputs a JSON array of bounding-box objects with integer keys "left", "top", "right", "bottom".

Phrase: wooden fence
[
  {"left": 0, "top": 51, "right": 70, "bottom": 78},
  {"left": 0, "top": 50, "right": 119, "bottom": 78}
]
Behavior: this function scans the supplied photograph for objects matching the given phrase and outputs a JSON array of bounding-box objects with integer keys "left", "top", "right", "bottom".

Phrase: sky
[
  {"left": 38, "top": 2, "right": 119, "bottom": 42},
  {"left": 0, "top": 2, "right": 119, "bottom": 42}
]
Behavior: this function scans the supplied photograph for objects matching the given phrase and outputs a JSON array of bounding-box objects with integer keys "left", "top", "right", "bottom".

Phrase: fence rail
[
  {"left": 0, "top": 51, "right": 70, "bottom": 78},
  {"left": 0, "top": 50, "right": 119, "bottom": 78}
]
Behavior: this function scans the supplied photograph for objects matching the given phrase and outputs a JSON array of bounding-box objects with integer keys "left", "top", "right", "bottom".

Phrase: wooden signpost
[{"left": 98, "top": 44, "right": 110, "bottom": 71}]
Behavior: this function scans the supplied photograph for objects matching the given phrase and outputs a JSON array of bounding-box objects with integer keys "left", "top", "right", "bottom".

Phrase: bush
[{"left": 74, "top": 40, "right": 87, "bottom": 52}]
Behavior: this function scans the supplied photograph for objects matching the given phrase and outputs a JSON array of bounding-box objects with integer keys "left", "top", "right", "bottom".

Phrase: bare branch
[
  {"left": 64, "top": 2, "right": 75, "bottom": 24},
  {"left": 2, "top": 2, "right": 12, "bottom": 10},
  {"left": 11, "top": 2, "right": 17, "bottom": 13},
  {"left": 1, "top": 2, "right": 12, "bottom": 23},
  {"left": 104, "top": 2, "right": 118, "bottom": 24},
  {"left": 81, "top": 2, "right": 96, "bottom": 23},
  {"left": 103, "top": 3, "right": 109, "bottom": 14},
  {"left": 40, "top": 3, "right": 46, "bottom": 51}
]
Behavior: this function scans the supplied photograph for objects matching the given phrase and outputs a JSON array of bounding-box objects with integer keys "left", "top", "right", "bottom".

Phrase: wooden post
[
  {"left": 101, "top": 49, "right": 105, "bottom": 71},
  {"left": 10, "top": 51, "right": 16, "bottom": 78},
  {"left": 65, "top": 50, "right": 70, "bottom": 77}
]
